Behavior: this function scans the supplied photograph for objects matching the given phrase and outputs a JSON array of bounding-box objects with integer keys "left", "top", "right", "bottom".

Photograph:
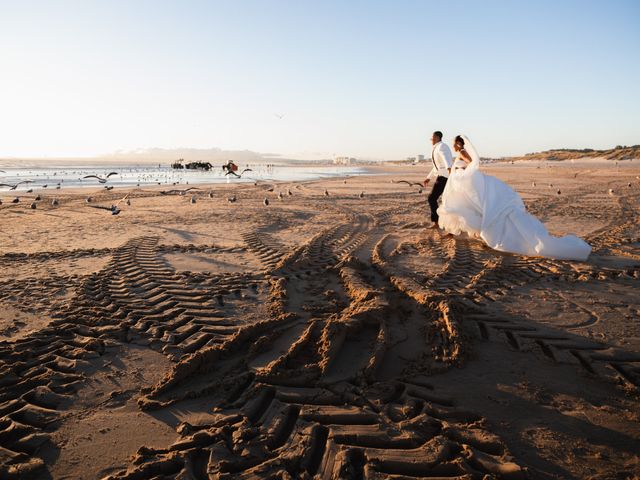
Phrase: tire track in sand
[
  {"left": 374, "top": 229, "right": 640, "bottom": 390},
  {"left": 110, "top": 205, "right": 524, "bottom": 479}
]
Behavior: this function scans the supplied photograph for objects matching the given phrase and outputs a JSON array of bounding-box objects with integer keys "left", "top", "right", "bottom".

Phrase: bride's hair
[{"left": 454, "top": 135, "right": 465, "bottom": 148}]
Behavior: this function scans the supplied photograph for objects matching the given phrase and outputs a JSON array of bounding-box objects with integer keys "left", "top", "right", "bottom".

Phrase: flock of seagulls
[
  {"left": 0, "top": 163, "right": 278, "bottom": 197},
  {"left": 2, "top": 182, "right": 333, "bottom": 213},
  {"left": 3, "top": 175, "right": 636, "bottom": 214},
  {"left": 1, "top": 161, "right": 638, "bottom": 218}
]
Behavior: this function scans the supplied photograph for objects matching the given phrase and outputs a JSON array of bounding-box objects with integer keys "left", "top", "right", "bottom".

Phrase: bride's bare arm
[{"left": 460, "top": 149, "right": 472, "bottom": 164}]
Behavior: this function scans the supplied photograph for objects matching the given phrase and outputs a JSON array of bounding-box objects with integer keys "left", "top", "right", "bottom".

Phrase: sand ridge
[{"left": 0, "top": 162, "right": 639, "bottom": 479}]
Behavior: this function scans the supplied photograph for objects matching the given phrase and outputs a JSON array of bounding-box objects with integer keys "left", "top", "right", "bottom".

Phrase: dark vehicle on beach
[
  {"left": 171, "top": 160, "right": 214, "bottom": 171},
  {"left": 185, "top": 161, "right": 213, "bottom": 171}
]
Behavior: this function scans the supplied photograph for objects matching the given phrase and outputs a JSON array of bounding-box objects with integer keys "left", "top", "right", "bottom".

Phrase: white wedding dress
[{"left": 437, "top": 136, "right": 591, "bottom": 261}]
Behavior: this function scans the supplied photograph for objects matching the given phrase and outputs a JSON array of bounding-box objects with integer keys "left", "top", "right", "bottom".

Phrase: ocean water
[{"left": 0, "top": 163, "right": 370, "bottom": 192}]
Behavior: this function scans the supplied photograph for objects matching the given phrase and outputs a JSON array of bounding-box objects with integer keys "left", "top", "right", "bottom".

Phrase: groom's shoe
[{"left": 428, "top": 222, "right": 440, "bottom": 229}]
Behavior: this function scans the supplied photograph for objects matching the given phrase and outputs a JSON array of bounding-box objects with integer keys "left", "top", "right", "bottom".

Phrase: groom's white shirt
[{"left": 427, "top": 141, "right": 453, "bottom": 180}]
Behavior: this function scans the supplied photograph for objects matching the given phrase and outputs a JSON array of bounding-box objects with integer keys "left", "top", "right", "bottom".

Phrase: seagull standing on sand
[
  {"left": 87, "top": 204, "right": 121, "bottom": 215},
  {"left": 160, "top": 187, "right": 200, "bottom": 195},
  {"left": 87, "top": 192, "right": 130, "bottom": 215}
]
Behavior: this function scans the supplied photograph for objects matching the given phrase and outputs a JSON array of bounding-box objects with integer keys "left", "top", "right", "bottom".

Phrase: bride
[{"left": 437, "top": 135, "right": 592, "bottom": 261}]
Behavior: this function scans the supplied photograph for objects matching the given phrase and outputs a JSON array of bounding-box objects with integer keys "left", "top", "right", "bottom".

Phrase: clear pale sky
[{"left": 1, "top": 0, "right": 638, "bottom": 159}]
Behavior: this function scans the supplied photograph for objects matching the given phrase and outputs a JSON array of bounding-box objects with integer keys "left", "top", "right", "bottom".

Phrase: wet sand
[{"left": 0, "top": 160, "right": 638, "bottom": 479}]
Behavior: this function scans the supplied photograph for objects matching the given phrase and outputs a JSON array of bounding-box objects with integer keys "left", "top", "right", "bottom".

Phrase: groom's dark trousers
[{"left": 428, "top": 175, "right": 448, "bottom": 223}]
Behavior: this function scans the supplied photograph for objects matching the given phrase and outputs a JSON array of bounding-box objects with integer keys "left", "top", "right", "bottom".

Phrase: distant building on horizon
[{"left": 334, "top": 156, "right": 356, "bottom": 165}]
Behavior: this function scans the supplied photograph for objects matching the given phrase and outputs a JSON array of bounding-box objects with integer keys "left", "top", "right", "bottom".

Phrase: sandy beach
[{"left": 0, "top": 160, "right": 638, "bottom": 479}]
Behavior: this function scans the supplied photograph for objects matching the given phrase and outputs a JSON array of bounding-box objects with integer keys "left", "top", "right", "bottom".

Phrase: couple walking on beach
[{"left": 423, "top": 131, "right": 591, "bottom": 261}]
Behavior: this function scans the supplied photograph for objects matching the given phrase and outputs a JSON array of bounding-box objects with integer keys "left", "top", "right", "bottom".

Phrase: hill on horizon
[{"left": 506, "top": 144, "right": 640, "bottom": 162}]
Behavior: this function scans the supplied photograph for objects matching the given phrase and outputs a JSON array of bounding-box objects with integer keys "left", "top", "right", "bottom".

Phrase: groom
[{"left": 424, "top": 131, "right": 453, "bottom": 228}]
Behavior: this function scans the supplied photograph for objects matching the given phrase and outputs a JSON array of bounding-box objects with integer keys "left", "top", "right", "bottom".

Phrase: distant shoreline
[{"left": 1, "top": 144, "right": 637, "bottom": 169}]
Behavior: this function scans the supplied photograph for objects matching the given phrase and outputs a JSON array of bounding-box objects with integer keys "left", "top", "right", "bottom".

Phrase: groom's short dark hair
[{"left": 433, "top": 131, "right": 443, "bottom": 140}]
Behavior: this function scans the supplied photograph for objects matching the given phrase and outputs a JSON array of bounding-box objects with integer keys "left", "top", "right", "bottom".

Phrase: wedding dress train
[{"left": 437, "top": 137, "right": 591, "bottom": 261}]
